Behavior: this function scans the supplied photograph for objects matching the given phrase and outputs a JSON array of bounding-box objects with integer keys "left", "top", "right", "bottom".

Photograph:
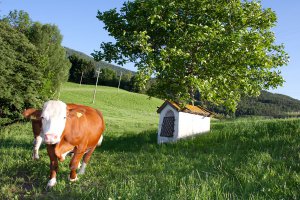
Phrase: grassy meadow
[{"left": 0, "top": 82, "right": 299, "bottom": 199}]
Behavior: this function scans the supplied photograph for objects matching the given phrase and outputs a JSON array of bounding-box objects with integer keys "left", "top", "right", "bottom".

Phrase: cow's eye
[{"left": 63, "top": 117, "right": 66, "bottom": 119}]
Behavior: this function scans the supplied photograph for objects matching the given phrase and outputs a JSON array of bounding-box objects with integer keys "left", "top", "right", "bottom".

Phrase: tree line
[
  {"left": 235, "top": 91, "right": 300, "bottom": 118},
  {"left": 67, "top": 53, "right": 149, "bottom": 93},
  {"left": 200, "top": 90, "right": 300, "bottom": 119}
]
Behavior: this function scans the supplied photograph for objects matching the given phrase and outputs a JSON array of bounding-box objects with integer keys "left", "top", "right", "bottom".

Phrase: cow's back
[{"left": 63, "top": 104, "right": 105, "bottom": 147}]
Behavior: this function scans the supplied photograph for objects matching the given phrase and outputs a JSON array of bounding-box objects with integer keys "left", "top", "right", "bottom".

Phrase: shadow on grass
[
  {"left": 0, "top": 137, "right": 33, "bottom": 150},
  {"left": 97, "top": 120, "right": 300, "bottom": 159},
  {"left": 99, "top": 129, "right": 158, "bottom": 152},
  {"left": 0, "top": 156, "right": 49, "bottom": 199}
]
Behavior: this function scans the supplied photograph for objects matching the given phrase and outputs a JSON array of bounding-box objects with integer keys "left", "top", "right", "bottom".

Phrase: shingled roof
[{"left": 157, "top": 100, "right": 214, "bottom": 117}]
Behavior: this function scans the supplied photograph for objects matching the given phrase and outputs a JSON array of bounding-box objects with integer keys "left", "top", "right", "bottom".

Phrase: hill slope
[
  {"left": 236, "top": 91, "right": 300, "bottom": 117},
  {"left": 204, "top": 90, "right": 300, "bottom": 118},
  {"left": 65, "top": 47, "right": 135, "bottom": 75}
]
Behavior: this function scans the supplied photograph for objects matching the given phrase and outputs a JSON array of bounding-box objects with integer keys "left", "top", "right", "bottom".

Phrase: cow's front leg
[
  {"left": 46, "top": 144, "right": 58, "bottom": 188},
  {"left": 31, "top": 119, "right": 42, "bottom": 160},
  {"left": 78, "top": 146, "right": 97, "bottom": 175},
  {"left": 54, "top": 139, "right": 74, "bottom": 162},
  {"left": 33, "top": 135, "right": 43, "bottom": 160},
  {"left": 69, "top": 147, "right": 86, "bottom": 181}
]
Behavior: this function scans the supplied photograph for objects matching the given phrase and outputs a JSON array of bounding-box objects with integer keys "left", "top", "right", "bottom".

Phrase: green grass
[{"left": 0, "top": 82, "right": 299, "bottom": 199}]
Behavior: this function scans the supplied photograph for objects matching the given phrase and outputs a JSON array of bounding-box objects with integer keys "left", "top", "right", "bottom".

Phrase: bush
[
  {"left": 0, "top": 21, "right": 46, "bottom": 119},
  {"left": 0, "top": 11, "right": 70, "bottom": 120}
]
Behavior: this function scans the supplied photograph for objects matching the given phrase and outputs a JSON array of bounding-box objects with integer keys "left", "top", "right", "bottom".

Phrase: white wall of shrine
[{"left": 157, "top": 104, "right": 210, "bottom": 144}]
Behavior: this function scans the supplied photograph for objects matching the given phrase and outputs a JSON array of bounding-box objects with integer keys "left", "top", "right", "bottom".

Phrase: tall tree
[
  {"left": 0, "top": 21, "right": 46, "bottom": 118},
  {"left": 0, "top": 10, "right": 70, "bottom": 120},
  {"left": 3, "top": 10, "right": 70, "bottom": 97},
  {"left": 28, "top": 22, "right": 71, "bottom": 95},
  {"left": 93, "top": 0, "right": 289, "bottom": 110},
  {"left": 1, "top": 10, "right": 31, "bottom": 33}
]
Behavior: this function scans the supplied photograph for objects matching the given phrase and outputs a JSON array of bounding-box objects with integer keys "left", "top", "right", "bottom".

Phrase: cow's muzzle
[{"left": 44, "top": 134, "right": 60, "bottom": 144}]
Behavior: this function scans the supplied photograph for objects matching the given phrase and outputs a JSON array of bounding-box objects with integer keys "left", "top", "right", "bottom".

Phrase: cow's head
[{"left": 41, "top": 100, "right": 67, "bottom": 144}]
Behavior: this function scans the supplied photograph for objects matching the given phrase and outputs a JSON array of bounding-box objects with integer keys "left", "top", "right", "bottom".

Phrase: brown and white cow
[{"left": 23, "top": 100, "right": 105, "bottom": 188}]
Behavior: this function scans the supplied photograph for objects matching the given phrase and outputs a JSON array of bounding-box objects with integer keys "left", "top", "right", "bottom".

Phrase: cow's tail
[
  {"left": 96, "top": 109, "right": 105, "bottom": 147},
  {"left": 97, "top": 134, "right": 103, "bottom": 147}
]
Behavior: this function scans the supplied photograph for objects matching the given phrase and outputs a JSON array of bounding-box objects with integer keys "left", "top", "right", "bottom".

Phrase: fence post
[
  {"left": 79, "top": 71, "right": 83, "bottom": 86},
  {"left": 118, "top": 71, "right": 122, "bottom": 93},
  {"left": 92, "top": 70, "right": 101, "bottom": 104}
]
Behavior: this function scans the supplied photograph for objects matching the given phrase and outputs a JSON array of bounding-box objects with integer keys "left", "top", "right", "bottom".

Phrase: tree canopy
[
  {"left": 0, "top": 10, "right": 70, "bottom": 120},
  {"left": 93, "top": 0, "right": 289, "bottom": 110},
  {"left": 28, "top": 22, "right": 71, "bottom": 94},
  {"left": 0, "top": 21, "right": 45, "bottom": 118}
]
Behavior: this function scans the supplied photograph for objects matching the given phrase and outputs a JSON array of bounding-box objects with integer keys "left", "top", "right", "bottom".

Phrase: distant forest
[
  {"left": 236, "top": 91, "right": 300, "bottom": 118},
  {"left": 66, "top": 47, "right": 147, "bottom": 93},
  {"left": 203, "top": 91, "right": 300, "bottom": 118}
]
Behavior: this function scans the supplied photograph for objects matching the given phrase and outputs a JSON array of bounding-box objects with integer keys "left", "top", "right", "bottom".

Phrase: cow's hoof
[
  {"left": 78, "top": 162, "right": 87, "bottom": 175},
  {"left": 32, "top": 153, "right": 39, "bottom": 160},
  {"left": 58, "top": 156, "right": 65, "bottom": 162},
  {"left": 46, "top": 178, "right": 57, "bottom": 188},
  {"left": 69, "top": 175, "right": 78, "bottom": 182},
  {"left": 77, "top": 162, "right": 81, "bottom": 169}
]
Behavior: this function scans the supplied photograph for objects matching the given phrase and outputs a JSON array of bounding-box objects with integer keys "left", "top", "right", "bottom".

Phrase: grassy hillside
[
  {"left": 0, "top": 83, "right": 299, "bottom": 199},
  {"left": 59, "top": 82, "right": 163, "bottom": 135}
]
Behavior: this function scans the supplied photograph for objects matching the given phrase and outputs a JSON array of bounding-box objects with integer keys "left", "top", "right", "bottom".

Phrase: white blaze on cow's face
[{"left": 41, "top": 100, "right": 67, "bottom": 144}]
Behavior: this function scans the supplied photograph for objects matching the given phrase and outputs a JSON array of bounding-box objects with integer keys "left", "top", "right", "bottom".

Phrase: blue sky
[{"left": 1, "top": 0, "right": 299, "bottom": 100}]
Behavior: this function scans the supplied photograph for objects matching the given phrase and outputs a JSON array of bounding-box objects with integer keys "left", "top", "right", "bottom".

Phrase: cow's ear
[
  {"left": 23, "top": 108, "right": 42, "bottom": 120},
  {"left": 67, "top": 108, "right": 86, "bottom": 119}
]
